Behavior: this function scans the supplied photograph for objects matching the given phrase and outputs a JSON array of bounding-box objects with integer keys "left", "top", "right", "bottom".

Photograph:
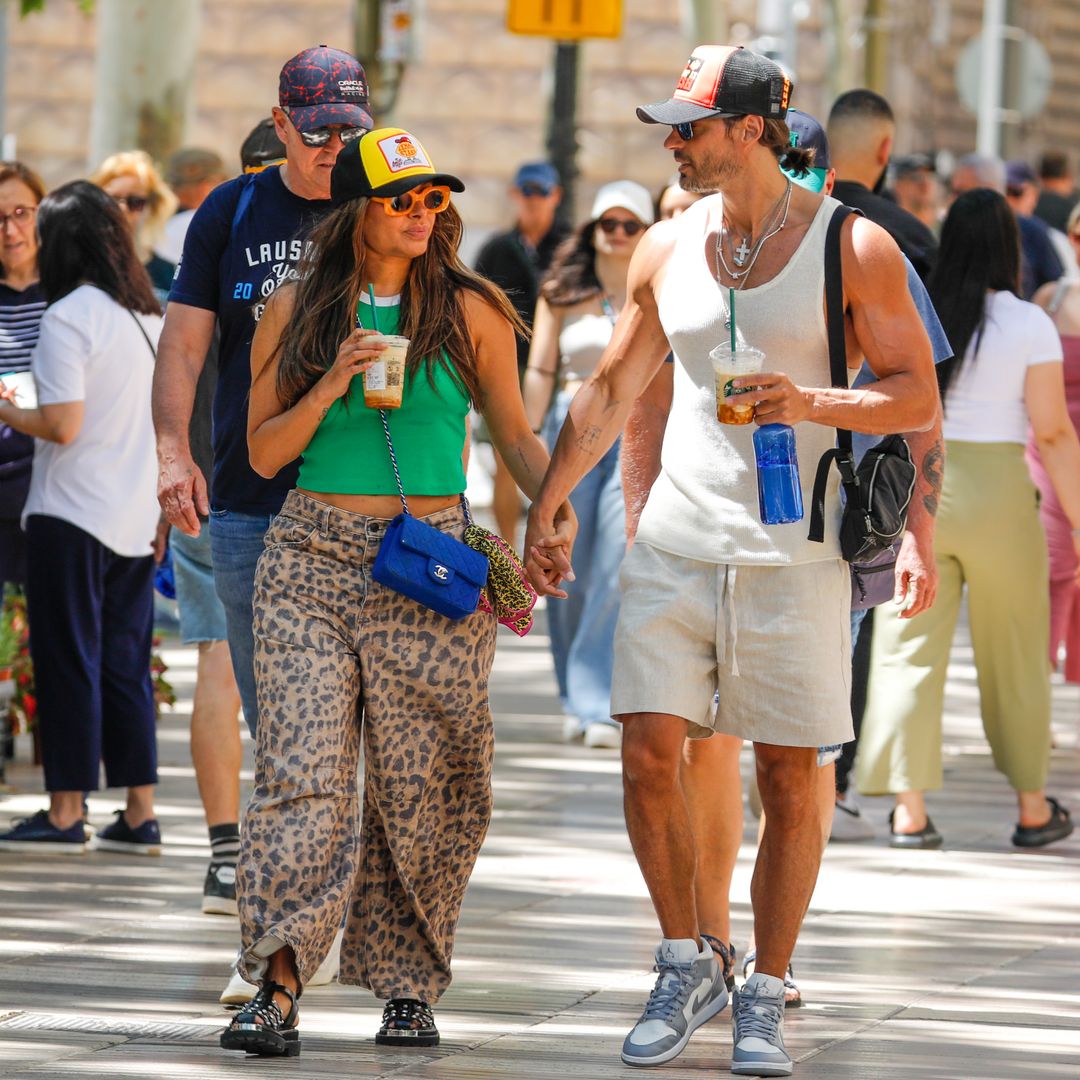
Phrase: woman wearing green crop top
[{"left": 221, "top": 128, "right": 575, "bottom": 1060}]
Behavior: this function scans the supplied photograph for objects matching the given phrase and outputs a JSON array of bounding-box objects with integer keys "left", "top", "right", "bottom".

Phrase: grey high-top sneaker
[
  {"left": 731, "top": 971, "right": 791, "bottom": 1076},
  {"left": 621, "top": 937, "right": 729, "bottom": 1067}
]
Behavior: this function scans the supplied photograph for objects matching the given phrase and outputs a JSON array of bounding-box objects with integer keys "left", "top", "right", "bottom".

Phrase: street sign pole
[
  {"left": 976, "top": 0, "right": 1005, "bottom": 158},
  {"left": 546, "top": 41, "right": 579, "bottom": 225}
]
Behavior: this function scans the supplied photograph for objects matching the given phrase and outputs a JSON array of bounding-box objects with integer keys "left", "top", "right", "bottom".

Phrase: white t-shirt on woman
[
  {"left": 943, "top": 289, "right": 1062, "bottom": 444},
  {"left": 23, "top": 284, "right": 161, "bottom": 557}
]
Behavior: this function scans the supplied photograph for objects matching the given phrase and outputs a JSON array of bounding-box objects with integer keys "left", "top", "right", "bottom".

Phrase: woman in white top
[
  {"left": 858, "top": 188, "right": 1080, "bottom": 849},
  {"left": 523, "top": 180, "right": 653, "bottom": 748},
  {"left": 0, "top": 182, "right": 163, "bottom": 856}
]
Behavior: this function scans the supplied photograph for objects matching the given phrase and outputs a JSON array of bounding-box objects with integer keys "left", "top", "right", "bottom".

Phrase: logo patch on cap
[
  {"left": 377, "top": 132, "right": 431, "bottom": 173},
  {"left": 676, "top": 55, "right": 703, "bottom": 94},
  {"left": 337, "top": 78, "right": 368, "bottom": 99}
]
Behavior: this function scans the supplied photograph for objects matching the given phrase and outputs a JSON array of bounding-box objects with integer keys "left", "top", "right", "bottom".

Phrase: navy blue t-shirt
[{"left": 169, "top": 166, "right": 332, "bottom": 514}]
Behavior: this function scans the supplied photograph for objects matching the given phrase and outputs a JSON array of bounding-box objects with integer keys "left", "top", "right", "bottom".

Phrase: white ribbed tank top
[{"left": 636, "top": 193, "right": 844, "bottom": 565}]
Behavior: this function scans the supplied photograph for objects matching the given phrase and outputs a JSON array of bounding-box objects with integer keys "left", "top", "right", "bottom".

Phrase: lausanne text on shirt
[{"left": 246, "top": 238, "right": 309, "bottom": 268}]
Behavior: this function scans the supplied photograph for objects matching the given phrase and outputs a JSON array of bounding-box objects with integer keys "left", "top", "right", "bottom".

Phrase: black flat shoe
[
  {"left": 1012, "top": 796, "right": 1074, "bottom": 848},
  {"left": 888, "top": 809, "right": 943, "bottom": 849},
  {"left": 376, "top": 998, "right": 440, "bottom": 1046},
  {"left": 220, "top": 980, "right": 300, "bottom": 1057}
]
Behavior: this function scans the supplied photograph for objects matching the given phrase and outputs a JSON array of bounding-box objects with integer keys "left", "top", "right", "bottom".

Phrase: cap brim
[
  {"left": 368, "top": 172, "right": 466, "bottom": 198},
  {"left": 287, "top": 102, "right": 375, "bottom": 132},
  {"left": 783, "top": 165, "right": 828, "bottom": 193},
  {"left": 636, "top": 99, "right": 736, "bottom": 125}
]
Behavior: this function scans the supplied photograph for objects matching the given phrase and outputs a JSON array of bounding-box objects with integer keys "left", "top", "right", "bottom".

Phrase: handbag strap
[
  {"left": 808, "top": 204, "right": 864, "bottom": 543},
  {"left": 128, "top": 308, "right": 157, "bottom": 360},
  {"left": 376, "top": 407, "right": 472, "bottom": 525}
]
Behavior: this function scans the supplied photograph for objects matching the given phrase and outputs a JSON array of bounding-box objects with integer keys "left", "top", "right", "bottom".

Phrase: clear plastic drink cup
[
  {"left": 708, "top": 342, "right": 765, "bottom": 425},
  {"left": 363, "top": 335, "right": 409, "bottom": 409}
]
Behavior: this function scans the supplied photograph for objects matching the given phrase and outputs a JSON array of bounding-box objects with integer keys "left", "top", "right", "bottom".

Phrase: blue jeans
[
  {"left": 209, "top": 508, "right": 275, "bottom": 737},
  {"left": 543, "top": 389, "right": 624, "bottom": 730}
]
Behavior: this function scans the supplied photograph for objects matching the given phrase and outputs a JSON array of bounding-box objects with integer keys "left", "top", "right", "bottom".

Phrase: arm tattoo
[
  {"left": 575, "top": 424, "right": 604, "bottom": 454},
  {"left": 920, "top": 439, "right": 943, "bottom": 517}
]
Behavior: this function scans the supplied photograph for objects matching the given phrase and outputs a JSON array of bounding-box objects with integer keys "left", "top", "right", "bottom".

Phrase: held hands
[
  {"left": 524, "top": 502, "right": 578, "bottom": 599},
  {"left": 731, "top": 372, "right": 812, "bottom": 426},
  {"left": 314, "top": 328, "right": 386, "bottom": 407},
  {"left": 0, "top": 380, "right": 17, "bottom": 405}
]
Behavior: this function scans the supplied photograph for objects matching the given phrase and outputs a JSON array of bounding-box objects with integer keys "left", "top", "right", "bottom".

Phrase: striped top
[{"left": 0, "top": 281, "right": 47, "bottom": 375}]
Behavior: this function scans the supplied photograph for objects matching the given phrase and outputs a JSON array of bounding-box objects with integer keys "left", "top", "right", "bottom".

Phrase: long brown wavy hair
[
  {"left": 540, "top": 221, "right": 602, "bottom": 308},
  {"left": 270, "top": 199, "right": 526, "bottom": 409}
]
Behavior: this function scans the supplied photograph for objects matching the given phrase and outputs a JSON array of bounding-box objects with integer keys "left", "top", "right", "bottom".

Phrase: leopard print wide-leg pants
[{"left": 236, "top": 491, "right": 497, "bottom": 1004}]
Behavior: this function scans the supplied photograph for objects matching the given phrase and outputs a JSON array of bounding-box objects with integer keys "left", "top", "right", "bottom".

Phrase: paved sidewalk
[{"left": 0, "top": 607, "right": 1077, "bottom": 1079}]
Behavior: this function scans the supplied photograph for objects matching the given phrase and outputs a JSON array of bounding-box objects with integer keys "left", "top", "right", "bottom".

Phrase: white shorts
[{"left": 611, "top": 544, "right": 853, "bottom": 747}]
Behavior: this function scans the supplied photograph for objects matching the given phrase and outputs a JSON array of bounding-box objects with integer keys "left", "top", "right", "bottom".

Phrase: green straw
[
  {"left": 729, "top": 287, "right": 736, "bottom": 351},
  {"left": 367, "top": 284, "right": 380, "bottom": 334}
]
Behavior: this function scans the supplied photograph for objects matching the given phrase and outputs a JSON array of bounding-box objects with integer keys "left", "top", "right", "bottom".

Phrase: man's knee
[
  {"left": 755, "top": 744, "right": 819, "bottom": 823},
  {"left": 620, "top": 713, "right": 687, "bottom": 791}
]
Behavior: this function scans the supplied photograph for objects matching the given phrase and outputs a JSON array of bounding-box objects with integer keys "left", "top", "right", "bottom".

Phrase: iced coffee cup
[
  {"left": 708, "top": 342, "right": 765, "bottom": 425},
  {"left": 363, "top": 335, "right": 409, "bottom": 409}
]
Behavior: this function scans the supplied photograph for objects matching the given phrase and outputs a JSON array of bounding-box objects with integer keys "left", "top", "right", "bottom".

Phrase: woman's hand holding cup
[{"left": 314, "top": 328, "right": 386, "bottom": 408}]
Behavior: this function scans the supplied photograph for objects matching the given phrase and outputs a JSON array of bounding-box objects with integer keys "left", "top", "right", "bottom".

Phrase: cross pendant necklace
[{"left": 733, "top": 236, "right": 752, "bottom": 266}]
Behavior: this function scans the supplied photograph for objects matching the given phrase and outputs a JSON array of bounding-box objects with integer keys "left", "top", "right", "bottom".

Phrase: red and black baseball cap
[
  {"left": 637, "top": 45, "right": 792, "bottom": 127},
  {"left": 278, "top": 45, "right": 374, "bottom": 133}
]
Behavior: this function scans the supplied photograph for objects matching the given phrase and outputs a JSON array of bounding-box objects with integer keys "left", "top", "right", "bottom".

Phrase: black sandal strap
[{"left": 233, "top": 981, "right": 299, "bottom": 1031}]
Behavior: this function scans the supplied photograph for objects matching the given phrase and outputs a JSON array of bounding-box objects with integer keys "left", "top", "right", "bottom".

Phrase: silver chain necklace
[{"left": 715, "top": 179, "right": 792, "bottom": 290}]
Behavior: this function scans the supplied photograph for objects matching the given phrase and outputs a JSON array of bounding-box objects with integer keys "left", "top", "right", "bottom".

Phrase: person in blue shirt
[{"left": 151, "top": 43, "right": 373, "bottom": 1007}]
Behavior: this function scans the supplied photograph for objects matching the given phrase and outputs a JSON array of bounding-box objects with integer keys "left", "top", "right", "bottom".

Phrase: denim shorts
[{"left": 170, "top": 525, "right": 228, "bottom": 644}]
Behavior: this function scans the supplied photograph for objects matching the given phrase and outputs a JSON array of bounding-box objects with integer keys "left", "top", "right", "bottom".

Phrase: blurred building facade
[{"left": 2, "top": 0, "right": 1079, "bottom": 239}]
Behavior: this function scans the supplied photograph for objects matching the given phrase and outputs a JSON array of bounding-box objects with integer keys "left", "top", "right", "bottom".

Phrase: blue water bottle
[{"left": 753, "top": 424, "right": 804, "bottom": 525}]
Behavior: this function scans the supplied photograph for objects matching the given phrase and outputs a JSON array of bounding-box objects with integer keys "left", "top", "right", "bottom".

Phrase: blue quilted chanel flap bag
[{"left": 370, "top": 409, "right": 489, "bottom": 621}]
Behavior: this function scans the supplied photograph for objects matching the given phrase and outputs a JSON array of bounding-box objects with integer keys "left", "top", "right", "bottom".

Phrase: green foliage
[{"left": 19, "top": 0, "right": 96, "bottom": 16}]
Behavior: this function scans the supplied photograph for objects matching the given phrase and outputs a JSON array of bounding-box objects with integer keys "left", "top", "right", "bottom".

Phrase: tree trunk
[{"left": 89, "top": 0, "right": 201, "bottom": 167}]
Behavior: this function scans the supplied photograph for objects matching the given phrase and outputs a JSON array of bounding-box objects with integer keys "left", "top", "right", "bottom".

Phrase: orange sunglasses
[{"left": 373, "top": 184, "right": 452, "bottom": 216}]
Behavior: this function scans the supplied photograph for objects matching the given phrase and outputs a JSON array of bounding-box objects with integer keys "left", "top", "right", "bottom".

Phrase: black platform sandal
[
  {"left": 220, "top": 980, "right": 300, "bottom": 1057},
  {"left": 375, "top": 998, "right": 440, "bottom": 1046}
]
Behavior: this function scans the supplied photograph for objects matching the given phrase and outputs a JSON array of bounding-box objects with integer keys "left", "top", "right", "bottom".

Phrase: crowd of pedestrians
[{"left": 0, "top": 35, "right": 1077, "bottom": 1080}]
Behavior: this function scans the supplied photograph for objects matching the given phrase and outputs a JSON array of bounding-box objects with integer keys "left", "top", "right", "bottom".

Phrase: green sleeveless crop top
[{"left": 297, "top": 295, "right": 470, "bottom": 496}]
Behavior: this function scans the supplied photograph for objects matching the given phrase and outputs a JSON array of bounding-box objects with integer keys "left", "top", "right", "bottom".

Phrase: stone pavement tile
[
  {"left": 0, "top": 1029, "right": 124, "bottom": 1072},
  {"left": 796, "top": 1019, "right": 1080, "bottom": 1079}
]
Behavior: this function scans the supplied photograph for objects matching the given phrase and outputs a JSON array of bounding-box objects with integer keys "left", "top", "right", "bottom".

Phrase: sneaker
[
  {"left": 731, "top": 972, "right": 791, "bottom": 1076},
  {"left": 0, "top": 809, "right": 86, "bottom": 854},
  {"left": 308, "top": 926, "right": 343, "bottom": 987},
  {"left": 830, "top": 791, "right": 874, "bottom": 842},
  {"left": 375, "top": 998, "right": 439, "bottom": 1046},
  {"left": 202, "top": 863, "right": 238, "bottom": 916},
  {"left": 91, "top": 810, "right": 162, "bottom": 855},
  {"left": 561, "top": 715, "right": 585, "bottom": 742},
  {"left": 584, "top": 722, "right": 621, "bottom": 749},
  {"left": 621, "top": 938, "right": 729, "bottom": 1067},
  {"left": 220, "top": 958, "right": 258, "bottom": 1007}
]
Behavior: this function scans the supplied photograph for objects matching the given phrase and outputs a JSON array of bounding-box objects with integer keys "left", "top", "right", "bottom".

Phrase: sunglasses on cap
[
  {"left": 284, "top": 109, "right": 365, "bottom": 148},
  {"left": 598, "top": 217, "right": 644, "bottom": 237},
  {"left": 113, "top": 194, "right": 149, "bottom": 212},
  {"left": 372, "top": 184, "right": 452, "bottom": 216}
]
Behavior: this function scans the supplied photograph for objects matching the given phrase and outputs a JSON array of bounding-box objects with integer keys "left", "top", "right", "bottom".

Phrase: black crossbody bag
[{"left": 808, "top": 205, "right": 916, "bottom": 609}]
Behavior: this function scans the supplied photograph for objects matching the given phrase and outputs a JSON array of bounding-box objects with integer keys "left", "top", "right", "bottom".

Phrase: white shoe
[
  {"left": 830, "top": 791, "right": 875, "bottom": 842},
  {"left": 562, "top": 715, "right": 585, "bottom": 742},
  {"left": 308, "top": 926, "right": 343, "bottom": 986},
  {"left": 219, "top": 960, "right": 257, "bottom": 1006},
  {"left": 584, "top": 722, "right": 621, "bottom": 749}
]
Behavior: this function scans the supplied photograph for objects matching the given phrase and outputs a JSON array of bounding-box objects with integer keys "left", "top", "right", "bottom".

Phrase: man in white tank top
[{"left": 525, "top": 46, "right": 939, "bottom": 1077}]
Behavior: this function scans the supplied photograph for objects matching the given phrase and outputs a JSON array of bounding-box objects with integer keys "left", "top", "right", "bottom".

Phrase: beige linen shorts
[{"left": 611, "top": 543, "right": 853, "bottom": 746}]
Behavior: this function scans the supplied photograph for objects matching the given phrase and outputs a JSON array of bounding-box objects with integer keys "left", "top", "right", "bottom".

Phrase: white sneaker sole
[
  {"left": 732, "top": 1057, "right": 793, "bottom": 1076},
  {"left": 0, "top": 840, "right": 86, "bottom": 855},
  {"left": 621, "top": 986, "right": 729, "bottom": 1067},
  {"left": 584, "top": 723, "right": 621, "bottom": 749},
  {"left": 201, "top": 894, "right": 239, "bottom": 916},
  {"left": 90, "top": 837, "right": 161, "bottom": 855}
]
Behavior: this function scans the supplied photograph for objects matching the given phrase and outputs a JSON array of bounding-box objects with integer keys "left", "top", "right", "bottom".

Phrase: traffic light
[{"left": 507, "top": 0, "right": 622, "bottom": 40}]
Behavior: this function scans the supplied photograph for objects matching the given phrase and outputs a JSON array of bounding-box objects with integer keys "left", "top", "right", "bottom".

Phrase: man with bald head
[{"left": 827, "top": 89, "right": 937, "bottom": 281}]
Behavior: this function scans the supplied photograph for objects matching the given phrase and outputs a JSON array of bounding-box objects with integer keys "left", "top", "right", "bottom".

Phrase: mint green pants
[{"left": 856, "top": 441, "right": 1052, "bottom": 796}]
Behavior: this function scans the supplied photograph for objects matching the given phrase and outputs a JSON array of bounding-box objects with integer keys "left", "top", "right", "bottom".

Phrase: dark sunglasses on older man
[
  {"left": 598, "top": 217, "right": 644, "bottom": 237},
  {"left": 284, "top": 109, "right": 365, "bottom": 148}
]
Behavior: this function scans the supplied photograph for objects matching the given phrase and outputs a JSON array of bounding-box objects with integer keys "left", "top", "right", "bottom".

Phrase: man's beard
[{"left": 679, "top": 147, "right": 738, "bottom": 193}]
